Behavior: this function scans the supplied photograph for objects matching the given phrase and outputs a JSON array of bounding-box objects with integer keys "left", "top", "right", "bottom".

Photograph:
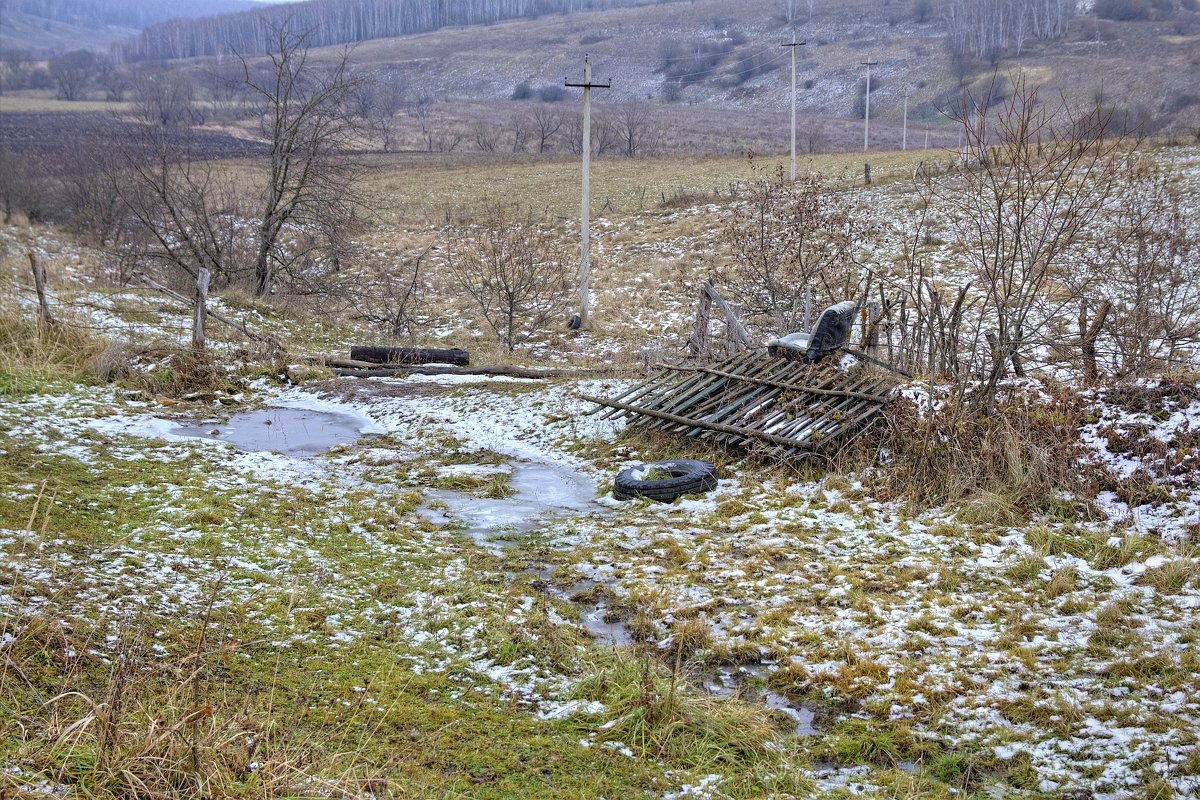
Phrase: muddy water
[
  {"left": 173, "top": 407, "right": 366, "bottom": 455},
  {"left": 703, "top": 665, "right": 820, "bottom": 735}
]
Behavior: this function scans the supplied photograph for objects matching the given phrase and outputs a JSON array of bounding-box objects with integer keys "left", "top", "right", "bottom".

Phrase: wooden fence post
[
  {"left": 193, "top": 268, "right": 210, "bottom": 352},
  {"left": 689, "top": 284, "right": 712, "bottom": 361},
  {"left": 28, "top": 252, "right": 55, "bottom": 328}
]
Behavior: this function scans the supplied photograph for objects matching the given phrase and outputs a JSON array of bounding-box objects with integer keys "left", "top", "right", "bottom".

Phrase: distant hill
[
  {"left": 1, "top": 0, "right": 258, "bottom": 54},
  {"left": 319, "top": 0, "right": 1200, "bottom": 145},
  {"left": 114, "top": 0, "right": 666, "bottom": 62}
]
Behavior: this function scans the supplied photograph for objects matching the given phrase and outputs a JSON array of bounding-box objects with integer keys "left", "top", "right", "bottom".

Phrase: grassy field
[{"left": 341, "top": 147, "right": 936, "bottom": 221}]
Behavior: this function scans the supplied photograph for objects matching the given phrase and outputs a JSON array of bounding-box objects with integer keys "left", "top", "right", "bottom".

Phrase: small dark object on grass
[
  {"left": 613, "top": 459, "right": 718, "bottom": 502},
  {"left": 567, "top": 314, "right": 582, "bottom": 330}
]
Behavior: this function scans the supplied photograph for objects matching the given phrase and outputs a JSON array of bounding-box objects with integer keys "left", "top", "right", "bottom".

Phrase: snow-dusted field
[
  {"left": 3, "top": 143, "right": 1200, "bottom": 798},
  {"left": 3, "top": 368, "right": 1198, "bottom": 798}
]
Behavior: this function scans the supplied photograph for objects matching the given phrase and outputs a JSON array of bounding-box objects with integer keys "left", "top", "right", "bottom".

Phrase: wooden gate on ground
[{"left": 582, "top": 351, "right": 899, "bottom": 462}]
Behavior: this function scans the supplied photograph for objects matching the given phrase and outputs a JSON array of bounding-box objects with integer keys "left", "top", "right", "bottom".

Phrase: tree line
[
  {"left": 115, "top": 0, "right": 661, "bottom": 62},
  {"left": 942, "top": 0, "right": 1076, "bottom": 60},
  {"left": 4, "top": 0, "right": 254, "bottom": 33}
]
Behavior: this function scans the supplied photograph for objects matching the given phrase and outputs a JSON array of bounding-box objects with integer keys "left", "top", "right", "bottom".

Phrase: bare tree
[
  {"left": 592, "top": 113, "right": 618, "bottom": 156},
  {"left": 617, "top": 100, "right": 656, "bottom": 158},
  {"left": 509, "top": 112, "right": 530, "bottom": 153},
  {"left": 411, "top": 92, "right": 435, "bottom": 151},
  {"left": 473, "top": 119, "right": 499, "bottom": 152},
  {"left": 240, "top": 24, "right": 369, "bottom": 296},
  {"left": 1089, "top": 159, "right": 1200, "bottom": 377},
  {"left": 531, "top": 105, "right": 563, "bottom": 153},
  {"left": 132, "top": 69, "right": 199, "bottom": 126},
  {"left": 49, "top": 49, "right": 95, "bottom": 101},
  {"left": 446, "top": 204, "right": 572, "bottom": 352},
  {"left": 352, "top": 74, "right": 407, "bottom": 151}
]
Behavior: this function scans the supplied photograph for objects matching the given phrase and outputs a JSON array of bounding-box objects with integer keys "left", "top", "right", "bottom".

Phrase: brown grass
[{"left": 865, "top": 390, "right": 1090, "bottom": 518}]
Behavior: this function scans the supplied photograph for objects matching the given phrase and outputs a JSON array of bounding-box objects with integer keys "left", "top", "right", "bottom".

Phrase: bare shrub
[
  {"left": 342, "top": 250, "right": 426, "bottom": 339},
  {"left": 718, "top": 164, "right": 877, "bottom": 334},
  {"left": 1088, "top": 159, "right": 1200, "bottom": 378},
  {"left": 445, "top": 205, "right": 572, "bottom": 352},
  {"left": 923, "top": 74, "right": 1127, "bottom": 410}
]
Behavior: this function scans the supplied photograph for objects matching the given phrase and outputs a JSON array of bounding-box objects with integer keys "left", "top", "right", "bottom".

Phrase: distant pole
[
  {"left": 902, "top": 90, "right": 909, "bottom": 151},
  {"left": 924, "top": 129, "right": 929, "bottom": 149},
  {"left": 565, "top": 56, "right": 610, "bottom": 329},
  {"left": 861, "top": 58, "right": 878, "bottom": 152},
  {"left": 782, "top": 32, "right": 806, "bottom": 181}
]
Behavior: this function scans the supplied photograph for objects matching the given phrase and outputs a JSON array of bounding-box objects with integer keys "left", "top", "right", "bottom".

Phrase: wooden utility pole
[
  {"left": 861, "top": 58, "right": 877, "bottom": 152},
  {"left": 781, "top": 32, "right": 805, "bottom": 181},
  {"left": 902, "top": 90, "right": 909, "bottom": 151},
  {"left": 565, "top": 55, "right": 610, "bottom": 329}
]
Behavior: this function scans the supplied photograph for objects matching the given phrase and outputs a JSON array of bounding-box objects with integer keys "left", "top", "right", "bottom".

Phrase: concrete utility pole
[
  {"left": 781, "top": 32, "right": 805, "bottom": 181},
  {"left": 902, "top": 90, "right": 909, "bottom": 151},
  {"left": 565, "top": 55, "right": 610, "bottom": 329},
  {"left": 861, "top": 58, "right": 877, "bottom": 152}
]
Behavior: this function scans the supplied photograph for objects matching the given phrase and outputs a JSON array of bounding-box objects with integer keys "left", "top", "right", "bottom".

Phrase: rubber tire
[{"left": 613, "top": 459, "right": 718, "bottom": 503}]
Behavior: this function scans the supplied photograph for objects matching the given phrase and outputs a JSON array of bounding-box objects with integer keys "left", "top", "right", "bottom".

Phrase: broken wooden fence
[{"left": 582, "top": 352, "right": 898, "bottom": 461}]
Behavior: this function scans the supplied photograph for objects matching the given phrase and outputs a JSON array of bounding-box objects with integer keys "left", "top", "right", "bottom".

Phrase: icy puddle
[
  {"left": 704, "top": 665, "right": 820, "bottom": 735},
  {"left": 420, "top": 459, "right": 599, "bottom": 551},
  {"left": 172, "top": 407, "right": 368, "bottom": 455}
]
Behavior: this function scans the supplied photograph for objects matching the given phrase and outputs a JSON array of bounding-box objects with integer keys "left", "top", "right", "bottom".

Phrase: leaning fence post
[
  {"left": 193, "top": 267, "right": 210, "bottom": 352},
  {"left": 689, "top": 283, "right": 713, "bottom": 361},
  {"left": 28, "top": 252, "right": 55, "bottom": 328}
]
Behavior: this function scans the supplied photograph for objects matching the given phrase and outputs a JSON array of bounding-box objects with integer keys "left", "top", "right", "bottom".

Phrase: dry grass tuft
[
  {"left": 868, "top": 391, "right": 1091, "bottom": 520},
  {"left": 0, "top": 314, "right": 111, "bottom": 395}
]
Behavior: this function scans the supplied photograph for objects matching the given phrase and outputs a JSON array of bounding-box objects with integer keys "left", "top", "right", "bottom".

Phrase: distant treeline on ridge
[{"left": 115, "top": 0, "right": 662, "bottom": 62}]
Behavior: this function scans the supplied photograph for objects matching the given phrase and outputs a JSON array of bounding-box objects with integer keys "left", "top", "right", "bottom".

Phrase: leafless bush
[
  {"left": 341, "top": 250, "right": 426, "bottom": 339},
  {"left": 718, "top": 164, "right": 877, "bottom": 334},
  {"left": 445, "top": 205, "right": 572, "bottom": 351},
  {"left": 1087, "top": 158, "right": 1200, "bottom": 378},
  {"left": 473, "top": 119, "right": 499, "bottom": 152},
  {"left": 922, "top": 74, "right": 1127, "bottom": 410},
  {"left": 0, "top": 149, "right": 52, "bottom": 224},
  {"left": 108, "top": 121, "right": 250, "bottom": 292},
  {"left": 868, "top": 387, "right": 1091, "bottom": 517}
]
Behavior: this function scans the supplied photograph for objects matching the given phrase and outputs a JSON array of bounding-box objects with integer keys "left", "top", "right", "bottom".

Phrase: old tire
[{"left": 613, "top": 459, "right": 718, "bottom": 503}]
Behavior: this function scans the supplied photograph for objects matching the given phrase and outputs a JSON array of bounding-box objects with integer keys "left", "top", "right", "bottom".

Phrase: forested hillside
[
  {"left": 116, "top": 0, "right": 667, "bottom": 61},
  {"left": 3, "top": 0, "right": 256, "bottom": 30}
]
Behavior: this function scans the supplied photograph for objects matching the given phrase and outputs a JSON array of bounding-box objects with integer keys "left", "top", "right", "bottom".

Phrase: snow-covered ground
[{"left": 3, "top": 369, "right": 1198, "bottom": 798}]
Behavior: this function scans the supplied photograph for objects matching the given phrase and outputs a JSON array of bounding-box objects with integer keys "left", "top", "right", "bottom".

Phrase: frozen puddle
[
  {"left": 419, "top": 459, "right": 598, "bottom": 551},
  {"left": 580, "top": 601, "right": 635, "bottom": 647},
  {"left": 172, "top": 407, "right": 368, "bottom": 455}
]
